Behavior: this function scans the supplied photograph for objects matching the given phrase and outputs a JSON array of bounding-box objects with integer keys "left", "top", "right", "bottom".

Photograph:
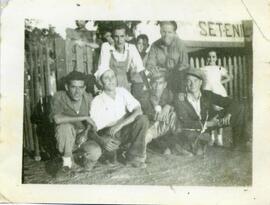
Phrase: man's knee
[
  {"left": 56, "top": 123, "right": 76, "bottom": 138},
  {"left": 80, "top": 140, "right": 102, "bottom": 161},
  {"left": 55, "top": 123, "right": 76, "bottom": 153}
]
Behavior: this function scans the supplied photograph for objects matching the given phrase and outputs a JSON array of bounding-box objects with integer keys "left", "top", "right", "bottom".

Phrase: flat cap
[{"left": 184, "top": 68, "right": 204, "bottom": 81}]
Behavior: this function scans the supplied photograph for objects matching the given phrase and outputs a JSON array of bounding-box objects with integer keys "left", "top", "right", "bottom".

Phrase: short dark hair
[
  {"left": 112, "top": 22, "right": 128, "bottom": 34},
  {"left": 159, "top": 21, "right": 178, "bottom": 31},
  {"left": 65, "top": 71, "right": 86, "bottom": 85},
  {"left": 136, "top": 34, "right": 149, "bottom": 44}
]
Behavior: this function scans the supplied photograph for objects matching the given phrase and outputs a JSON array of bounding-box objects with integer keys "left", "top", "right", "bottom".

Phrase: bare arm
[
  {"left": 109, "top": 106, "right": 143, "bottom": 136},
  {"left": 221, "top": 73, "right": 233, "bottom": 84},
  {"left": 53, "top": 114, "right": 88, "bottom": 125}
]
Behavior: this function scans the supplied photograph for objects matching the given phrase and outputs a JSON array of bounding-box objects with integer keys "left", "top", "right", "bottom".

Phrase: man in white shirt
[
  {"left": 98, "top": 23, "right": 149, "bottom": 100},
  {"left": 89, "top": 68, "right": 149, "bottom": 168},
  {"left": 174, "top": 68, "right": 249, "bottom": 155}
]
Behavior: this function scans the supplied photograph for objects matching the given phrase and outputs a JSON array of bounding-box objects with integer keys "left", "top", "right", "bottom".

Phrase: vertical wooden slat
[
  {"left": 75, "top": 44, "right": 84, "bottom": 72},
  {"left": 86, "top": 46, "right": 93, "bottom": 74},
  {"left": 54, "top": 37, "right": 67, "bottom": 84},
  {"left": 32, "top": 44, "right": 41, "bottom": 160},
  {"left": 190, "top": 57, "right": 195, "bottom": 68},
  {"left": 195, "top": 57, "right": 200, "bottom": 69},
  {"left": 228, "top": 57, "right": 233, "bottom": 97},
  {"left": 242, "top": 56, "right": 247, "bottom": 98},
  {"left": 217, "top": 58, "right": 222, "bottom": 66},
  {"left": 65, "top": 39, "right": 73, "bottom": 73},
  {"left": 233, "top": 56, "right": 239, "bottom": 99},
  {"left": 38, "top": 44, "right": 45, "bottom": 98},
  {"left": 200, "top": 57, "right": 205, "bottom": 67},
  {"left": 222, "top": 56, "right": 229, "bottom": 93},
  {"left": 44, "top": 46, "right": 51, "bottom": 96},
  {"left": 238, "top": 56, "right": 244, "bottom": 98}
]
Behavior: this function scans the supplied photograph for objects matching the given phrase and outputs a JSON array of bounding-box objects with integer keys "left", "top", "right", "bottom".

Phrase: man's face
[
  {"left": 113, "top": 29, "right": 126, "bottom": 49},
  {"left": 101, "top": 70, "right": 117, "bottom": 91},
  {"left": 151, "top": 77, "right": 167, "bottom": 95},
  {"left": 207, "top": 51, "right": 217, "bottom": 65},
  {"left": 160, "top": 24, "right": 176, "bottom": 46},
  {"left": 66, "top": 80, "right": 86, "bottom": 101},
  {"left": 186, "top": 75, "right": 202, "bottom": 94}
]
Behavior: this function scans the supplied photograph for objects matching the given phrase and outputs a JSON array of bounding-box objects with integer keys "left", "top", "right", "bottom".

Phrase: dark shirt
[
  {"left": 174, "top": 90, "right": 237, "bottom": 130},
  {"left": 140, "top": 87, "right": 174, "bottom": 121},
  {"left": 50, "top": 91, "right": 92, "bottom": 129}
]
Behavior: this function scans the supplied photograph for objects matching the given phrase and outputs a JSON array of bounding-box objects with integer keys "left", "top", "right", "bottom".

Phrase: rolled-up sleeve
[
  {"left": 90, "top": 97, "right": 105, "bottom": 131},
  {"left": 121, "top": 88, "right": 141, "bottom": 112}
]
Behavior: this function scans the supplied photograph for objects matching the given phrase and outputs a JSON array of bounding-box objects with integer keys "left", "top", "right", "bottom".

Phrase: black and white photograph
[
  {"left": 22, "top": 19, "right": 253, "bottom": 185},
  {"left": 1, "top": 0, "right": 270, "bottom": 204}
]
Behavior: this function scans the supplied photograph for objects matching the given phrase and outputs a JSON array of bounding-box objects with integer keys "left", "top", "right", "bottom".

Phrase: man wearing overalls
[{"left": 98, "top": 22, "right": 149, "bottom": 101}]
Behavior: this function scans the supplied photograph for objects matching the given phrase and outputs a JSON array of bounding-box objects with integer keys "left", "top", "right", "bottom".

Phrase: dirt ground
[{"left": 23, "top": 128, "right": 252, "bottom": 186}]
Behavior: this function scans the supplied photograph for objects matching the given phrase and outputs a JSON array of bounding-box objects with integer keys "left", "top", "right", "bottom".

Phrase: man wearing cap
[
  {"left": 50, "top": 71, "right": 100, "bottom": 177},
  {"left": 139, "top": 71, "right": 176, "bottom": 153},
  {"left": 146, "top": 21, "right": 189, "bottom": 95},
  {"left": 173, "top": 68, "right": 248, "bottom": 155},
  {"left": 89, "top": 68, "right": 149, "bottom": 168}
]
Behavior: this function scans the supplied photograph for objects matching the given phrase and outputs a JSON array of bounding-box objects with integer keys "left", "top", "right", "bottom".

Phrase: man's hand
[
  {"left": 99, "top": 136, "right": 120, "bottom": 152},
  {"left": 76, "top": 130, "right": 88, "bottom": 147},
  {"left": 109, "top": 124, "right": 122, "bottom": 137},
  {"left": 156, "top": 105, "right": 172, "bottom": 123},
  {"left": 219, "top": 114, "right": 231, "bottom": 126},
  {"left": 206, "top": 115, "right": 220, "bottom": 128}
]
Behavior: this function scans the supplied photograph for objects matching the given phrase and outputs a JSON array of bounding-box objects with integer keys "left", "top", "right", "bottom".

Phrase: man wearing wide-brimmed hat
[
  {"left": 173, "top": 68, "right": 249, "bottom": 155},
  {"left": 139, "top": 70, "right": 177, "bottom": 153},
  {"left": 89, "top": 67, "right": 149, "bottom": 168}
]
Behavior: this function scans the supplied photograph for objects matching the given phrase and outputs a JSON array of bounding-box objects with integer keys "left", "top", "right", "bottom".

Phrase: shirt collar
[
  {"left": 186, "top": 92, "right": 201, "bottom": 103},
  {"left": 110, "top": 43, "right": 129, "bottom": 53},
  {"left": 157, "top": 36, "right": 177, "bottom": 49}
]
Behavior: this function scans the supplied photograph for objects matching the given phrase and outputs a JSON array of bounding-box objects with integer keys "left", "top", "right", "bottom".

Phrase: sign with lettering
[{"left": 177, "top": 20, "right": 250, "bottom": 43}]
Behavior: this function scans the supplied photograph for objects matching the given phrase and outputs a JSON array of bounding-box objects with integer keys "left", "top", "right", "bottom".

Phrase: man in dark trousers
[
  {"left": 50, "top": 71, "right": 100, "bottom": 177},
  {"left": 173, "top": 68, "right": 249, "bottom": 155}
]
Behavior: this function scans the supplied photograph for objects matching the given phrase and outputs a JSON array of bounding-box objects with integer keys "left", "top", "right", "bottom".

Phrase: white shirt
[
  {"left": 201, "top": 65, "right": 228, "bottom": 97},
  {"left": 90, "top": 87, "right": 141, "bottom": 130},
  {"left": 187, "top": 93, "right": 201, "bottom": 119},
  {"left": 98, "top": 42, "right": 145, "bottom": 73}
]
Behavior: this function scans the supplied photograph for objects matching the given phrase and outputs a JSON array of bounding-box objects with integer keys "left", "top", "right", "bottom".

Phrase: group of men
[{"left": 50, "top": 21, "right": 248, "bottom": 177}]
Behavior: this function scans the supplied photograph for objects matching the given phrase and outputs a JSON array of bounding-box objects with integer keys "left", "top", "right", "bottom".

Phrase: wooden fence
[{"left": 24, "top": 28, "right": 253, "bottom": 160}]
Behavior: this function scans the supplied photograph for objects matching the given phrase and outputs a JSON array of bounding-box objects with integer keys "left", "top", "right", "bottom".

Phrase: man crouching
[
  {"left": 90, "top": 68, "right": 149, "bottom": 168},
  {"left": 50, "top": 71, "right": 101, "bottom": 178},
  {"left": 140, "top": 71, "right": 177, "bottom": 154},
  {"left": 173, "top": 68, "right": 249, "bottom": 156}
]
